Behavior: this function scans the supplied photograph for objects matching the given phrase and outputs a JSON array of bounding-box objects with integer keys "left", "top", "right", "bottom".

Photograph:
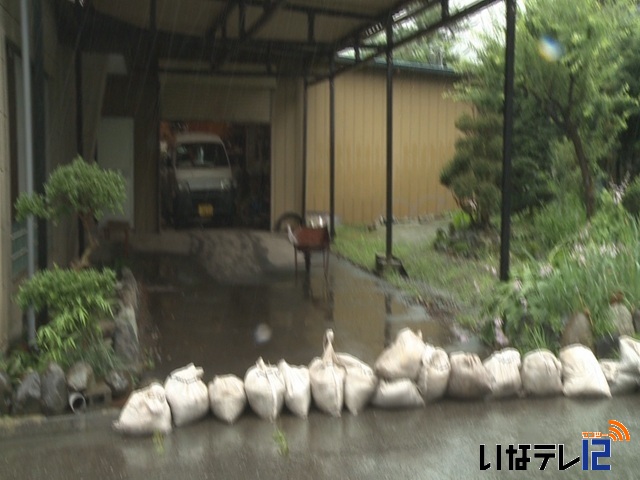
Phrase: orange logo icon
[{"left": 606, "top": 419, "right": 630, "bottom": 442}]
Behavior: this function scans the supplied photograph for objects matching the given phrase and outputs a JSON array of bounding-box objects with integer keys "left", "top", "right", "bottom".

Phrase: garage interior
[
  {"left": 159, "top": 120, "right": 271, "bottom": 229},
  {"left": 54, "top": 0, "right": 513, "bottom": 271}
]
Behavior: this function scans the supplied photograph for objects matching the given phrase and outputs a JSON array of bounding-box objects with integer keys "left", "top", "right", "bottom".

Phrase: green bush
[
  {"left": 13, "top": 157, "right": 127, "bottom": 379},
  {"left": 0, "top": 349, "right": 42, "bottom": 386},
  {"left": 484, "top": 208, "right": 640, "bottom": 352},
  {"left": 15, "top": 267, "right": 118, "bottom": 368},
  {"left": 530, "top": 195, "right": 586, "bottom": 253}
]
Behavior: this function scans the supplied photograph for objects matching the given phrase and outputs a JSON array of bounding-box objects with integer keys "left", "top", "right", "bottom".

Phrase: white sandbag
[
  {"left": 164, "top": 363, "right": 210, "bottom": 427},
  {"left": 483, "top": 348, "right": 522, "bottom": 398},
  {"left": 371, "top": 379, "right": 424, "bottom": 409},
  {"left": 278, "top": 360, "right": 311, "bottom": 419},
  {"left": 336, "top": 353, "right": 378, "bottom": 415},
  {"left": 208, "top": 374, "right": 246, "bottom": 424},
  {"left": 560, "top": 345, "right": 611, "bottom": 398},
  {"left": 113, "top": 383, "right": 172, "bottom": 436},
  {"left": 374, "top": 328, "right": 426, "bottom": 380},
  {"left": 417, "top": 346, "right": 450, "bottom": 402},
  {"left": 309, "top": 330, "right": 346, "bottom": 417},
  {"left": 446, "top": 352, "right": 493, "bottom": 399},
  {"left": 619, "top": 335, "right": 640, "bottom": 374},
  {"left": 521, "top": 349, "right": 563, "bottom": 396},
  {"left": 599, "top": 360, "right": 639, "bottom": 395},
  {"left": 244, "top": 358, "right": 286, "bottom": 421}
]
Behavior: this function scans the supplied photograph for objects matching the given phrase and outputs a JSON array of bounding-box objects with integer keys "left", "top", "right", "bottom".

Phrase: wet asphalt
[{"left": 1, "top": 229, "right": 639, "bottom": 479}]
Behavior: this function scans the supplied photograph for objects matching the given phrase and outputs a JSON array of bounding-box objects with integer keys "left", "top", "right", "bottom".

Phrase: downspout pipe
[{"left": 20, "top": 0, "right": 36, "bottom": 348}]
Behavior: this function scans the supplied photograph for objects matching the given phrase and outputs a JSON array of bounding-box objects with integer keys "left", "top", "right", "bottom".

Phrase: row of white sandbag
[
  {"left": 114, "top": 329, "right": 386, "bottom": 435},
  {"left": 375, "top": 327, "right": 640, "bottom": 399},
  {"left": 453, "top": 340, "right": 640, "bottom": 400},
  {"left": 113, "top": 329, "right": 640, "bottom": 435}
]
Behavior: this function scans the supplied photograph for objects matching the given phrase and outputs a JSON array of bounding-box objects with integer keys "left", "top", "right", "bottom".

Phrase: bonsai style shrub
[
  {"left": 15, "top": 156, "right": 125, "bottom": 269},
  {"left": 11, "top": 157, "right": 126, "bottom": 372}
]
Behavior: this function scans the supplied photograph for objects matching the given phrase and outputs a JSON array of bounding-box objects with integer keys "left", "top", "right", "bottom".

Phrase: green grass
[{"left": 333, "top": 224, "right": 498, "bottom": 328}]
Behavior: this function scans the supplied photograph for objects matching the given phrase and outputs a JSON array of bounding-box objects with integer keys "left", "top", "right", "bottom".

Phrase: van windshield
[{"left": 175, "top": 142, "right": 229, "bottom": 168}]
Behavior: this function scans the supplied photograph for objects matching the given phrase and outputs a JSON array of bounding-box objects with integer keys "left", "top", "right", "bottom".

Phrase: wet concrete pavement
[
  {"left": 1, "top": 229, "right": 639, "bottom": 479},
  {"left": 1, "top": 396, "right": 638, "bottom": 479},
  {"left": 132, "top": 229, "right": 458, "bottom": 379}
]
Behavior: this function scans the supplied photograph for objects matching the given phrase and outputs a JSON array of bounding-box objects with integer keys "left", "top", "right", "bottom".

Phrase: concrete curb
[{"left": 0, "top": 408, "right": 120, "bottom": 439}]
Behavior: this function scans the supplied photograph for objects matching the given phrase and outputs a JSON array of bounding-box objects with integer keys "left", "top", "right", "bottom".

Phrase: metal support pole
[
  {"left": 75, "top": 0, "right": 84, "bottom": 257},
  {"left": 329, "top": 61, "right": 336, "bottom": 239},
  {"left": 32, "top": 0, "right": 46, "bottom": 271},
  {"left": 385, "top": 21, "right": 394, "bottom": 260},
  {"left": 500, "top": 0, "right": 516, "bottom": 281},
  {"left": 302, "top": 79, "right": 308, "bottom": 219},
  {"left": 20, "top": 0, "right": 36, "bottom": 347}
]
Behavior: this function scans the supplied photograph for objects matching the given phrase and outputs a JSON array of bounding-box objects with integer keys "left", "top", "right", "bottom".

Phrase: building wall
[
  {"left": 0, "top": 0, "right": 15, "bottom": 351},
  {"left": 102, "top": 74, "right": 159, "bottom": 233},
  {"left": 0, "top": 0, "right": 80, "bottom": 350},
  {"left": 159, "top": 73, "right": 273, "bottom": 123},
  {"left": 305, "top": 70, "right": 467, "bottom": 225},
  {"left": 46, "top": 2, "right": 80, "bottom": 269}
]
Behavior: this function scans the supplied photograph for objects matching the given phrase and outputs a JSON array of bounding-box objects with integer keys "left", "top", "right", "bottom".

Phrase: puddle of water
[{"left": 138, "top": 250, "right": 455, "bottom": 380}]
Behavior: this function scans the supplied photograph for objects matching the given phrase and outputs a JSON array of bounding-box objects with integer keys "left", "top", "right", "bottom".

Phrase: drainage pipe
[
  {"left": 19, "top": 0, "right": 36, "bottom": 348},
  {"left": 69, "top": 392, "right": 87, "bottom": 413}
]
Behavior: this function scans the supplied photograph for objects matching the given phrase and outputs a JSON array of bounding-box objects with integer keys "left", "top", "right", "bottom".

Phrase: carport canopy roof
[{"left": 58, "top": 0, "right": 501, "bottom": 80}]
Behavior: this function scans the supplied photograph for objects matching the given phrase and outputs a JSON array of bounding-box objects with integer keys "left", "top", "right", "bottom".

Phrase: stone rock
[
  {"left": 12, "top": 371, "right": 41, "bottom": 415},
  {"left": 40, "top": 363, "right": 68, "bottom": 415},
  {"left": 0, "top": 371, "right": 13, "bottom": 415},
  {"left": 114, "top": 319, "right": 141, "bottom": 368},
  {"left": 561, "top": 312, "right": 594, "bottom": 349},
  {"left": 117, "top": 268, "right": 139, "bottom": 311},
  {"left": 632, "top": 309, "right": 640, "bottom": 334},
  {"left": 105, "top": 370, "right": 131, "bottom": 398},
  {"left": 114, "top": 305, "right": 138, "bottom": 342},
  {"left": 607, "top": 303, "right": 634, "bottom": 337},
  {"left": 66, "top": 362, "right": 95, "bottom": 392}
]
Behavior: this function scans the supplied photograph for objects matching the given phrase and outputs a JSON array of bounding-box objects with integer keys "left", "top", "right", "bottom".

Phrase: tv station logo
[{"left": 479, "top": 419, "right": 630, "bottom": 472}]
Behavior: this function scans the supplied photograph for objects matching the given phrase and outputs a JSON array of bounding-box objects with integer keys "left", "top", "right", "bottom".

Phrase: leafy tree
[
  {"left": 516, "top": 0, "right": 638, "bottom": 218},
  {"left": 615, "top": 21, "right": 640, "bottom": 181},
  {"left": 15, "top": 156, "right": 125, "bottom": 269},
  {"left": 442, "top": 0, "right": 638, "bottom": 224},
  {"left": 441, "top": 32, "right": 556, "bottom": 228}
]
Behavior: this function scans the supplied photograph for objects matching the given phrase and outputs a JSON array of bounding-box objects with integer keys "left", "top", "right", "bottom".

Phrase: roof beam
[
  {"left": 312, "top": 0, "right": 501, "bottom": 84},
  {"left": 242, "top": 0, "right": 286, "bottom": 40},
  {"left": 207, "top": 0, "right": 239, "bottom": 38},
  {"left": 212, "top": 0, "right": 288, "bottom": 70},
  {"left": 218, "top": 0, "right": 377, "bottom": 21},
  {"left": 335, "top": 0, "right": 440, "bottom": 53}
]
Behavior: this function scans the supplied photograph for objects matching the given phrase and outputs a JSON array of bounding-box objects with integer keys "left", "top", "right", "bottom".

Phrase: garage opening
[{"left": 159, "top": 121, "right": 271, "bottom": 230}]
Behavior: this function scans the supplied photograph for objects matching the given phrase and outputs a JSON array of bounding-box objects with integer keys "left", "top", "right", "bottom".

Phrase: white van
[{"left": 163, "top": 132, "right": 235, "bottom": 226}]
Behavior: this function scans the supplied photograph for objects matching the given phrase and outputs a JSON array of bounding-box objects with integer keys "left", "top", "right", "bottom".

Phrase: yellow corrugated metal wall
[
  {"left": 305, "top": 70, "right": 468, "bottom": 225},
  {"left": 271, "top": 78, "right": 304, "bottom": 227}
]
